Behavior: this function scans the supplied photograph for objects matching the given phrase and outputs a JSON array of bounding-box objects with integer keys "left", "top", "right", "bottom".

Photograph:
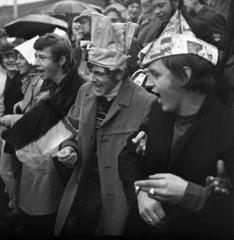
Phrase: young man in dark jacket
[{"left": 118, "top": 11, "right": 234, "bottom": 236}]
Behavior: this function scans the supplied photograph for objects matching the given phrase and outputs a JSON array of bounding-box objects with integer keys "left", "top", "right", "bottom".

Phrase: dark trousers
[
  {"left": 67, "top": 169, "right": 103, "bottom": 235},
  {"left": 20, "top": 211, "right": 57, "bottom": 236}
]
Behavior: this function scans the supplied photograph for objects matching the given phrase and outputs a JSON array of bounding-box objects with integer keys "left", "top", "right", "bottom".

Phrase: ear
[
  {"left": 182, "top": 66, "right": 192, "bottom": 85},
  {"left": 59, "top": 56, "right": 66, "bottom": 67},
  {"left": 116, "top": 69, "right": 125, "bottom": 81}
]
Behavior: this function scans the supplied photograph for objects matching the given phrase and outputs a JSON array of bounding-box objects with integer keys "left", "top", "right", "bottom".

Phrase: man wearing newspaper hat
[
  {"left": 54, "top": 12, "right": 157, "bottom": 235},
  {"left": 118, "top": 10, "right": 234, "bottom": 235}
]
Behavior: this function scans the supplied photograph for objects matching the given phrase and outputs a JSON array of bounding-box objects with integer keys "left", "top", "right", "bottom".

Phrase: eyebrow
[{"left": 148, "top": 68, "right": 160, "bottom": 75}]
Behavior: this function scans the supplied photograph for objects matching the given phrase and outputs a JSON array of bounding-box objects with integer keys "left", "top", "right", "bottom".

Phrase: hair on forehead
[
  {"left": 161, "top": 54, "right": 214, "bottom": 93},
  {"left": 34, "top": 33, "right": 72, "bottom": 72}
]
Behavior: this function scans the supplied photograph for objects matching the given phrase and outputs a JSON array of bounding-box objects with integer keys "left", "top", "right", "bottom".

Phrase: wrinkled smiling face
[
  {"left": 146, "top": 58, "right": 183, "bottom": 113},
  {"left": 15, "top": 53, "right": 33, "bottom": 76},
  {"left": 89, "top": 65, "right": 119, "bottom": 96},
  {"left": 2, "top": 52, "right": 16, "bottom": 72},
  {"left": 152, "top": 0, "right": 174, "bottom": 24}
]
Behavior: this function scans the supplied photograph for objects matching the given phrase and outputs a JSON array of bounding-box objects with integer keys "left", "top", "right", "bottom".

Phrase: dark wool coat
[{"left": 118, "top": 94, "right": 234, "bottom": 235}]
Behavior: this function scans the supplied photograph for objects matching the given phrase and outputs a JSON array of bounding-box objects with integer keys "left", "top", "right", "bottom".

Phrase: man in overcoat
[
  {"left": 54, "top": 13, "right": 157, "bottom": 235},
  {"left": 118, "top": 11, "right": 234, "bottom": 235}
]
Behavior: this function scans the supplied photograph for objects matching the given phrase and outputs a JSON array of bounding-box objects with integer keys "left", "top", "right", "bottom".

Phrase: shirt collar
[{"left": 103, "top": 81, "right": 123, "bottom": 101}]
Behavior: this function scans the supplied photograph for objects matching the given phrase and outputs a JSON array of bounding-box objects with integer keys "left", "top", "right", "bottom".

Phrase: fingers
[
  {"left": 132, "top": 131, "right": 146, "bottom": 145},
  {"left": 213, "top": 187, "right": 229, "bottom": 195},
  {"left": 135, "top": 179, "right": 163, "bottom": 188},
  {"left": 206, "top": 176, "right": 215, "bottom": 187},
  {"left": 217, "top": 159, "right": 226, "bottom": 177}
]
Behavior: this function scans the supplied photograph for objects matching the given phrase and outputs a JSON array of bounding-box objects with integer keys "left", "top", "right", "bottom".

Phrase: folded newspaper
[
  {"left": 88, "top": 12, "right": 139, "bottom": 70},
  {"left": 139, "top": 10, "right": 218, "bottom": 66}
]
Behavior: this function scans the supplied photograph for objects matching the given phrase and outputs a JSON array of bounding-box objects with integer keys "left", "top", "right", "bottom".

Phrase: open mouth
[{"left": 35, "top": 69, "right": 45, "bottom": 75}]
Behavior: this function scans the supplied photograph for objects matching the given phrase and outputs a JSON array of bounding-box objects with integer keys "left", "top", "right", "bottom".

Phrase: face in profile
[
  {"left": 15, "top": 53, "right": 33, "bottom": 76},
  {"left": 146, "top": 58, "right": 184, "bottom": 113}
]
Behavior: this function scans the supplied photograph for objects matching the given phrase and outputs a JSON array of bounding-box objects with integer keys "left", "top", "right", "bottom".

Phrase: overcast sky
[{"left": 0, "top": 0, "right": 47, "bottom": 6}]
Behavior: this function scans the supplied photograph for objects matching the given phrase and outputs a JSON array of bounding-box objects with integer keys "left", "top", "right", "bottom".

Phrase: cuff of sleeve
[
  {"left": 179, "top": 182, "right": 208, "bottom": 212},
  {"left": 60, "top": 138, "right": 78, "bottom": 153}
]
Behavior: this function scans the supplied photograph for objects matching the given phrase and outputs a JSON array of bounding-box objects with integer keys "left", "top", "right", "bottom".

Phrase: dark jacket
[
  {"left": 194, "top": 5, "right": 228, "bottom": 50},
  {"left": 118, "top": 94, "right": 234, "bottom": 235},
  {"left": 41, "top": 59, "right": 86, "bottom": 186},
  {"left": 41, "top": 59, "right": 86, "bottom": 116},
  {"left": 136, "top": 11, "right": 162, "bottom": 47},
  {"left": 3, "top": 71, "right": 24, "bottom": 153},
  {"left": 3, "top": 71, "right": 23, "bottom": 115}
]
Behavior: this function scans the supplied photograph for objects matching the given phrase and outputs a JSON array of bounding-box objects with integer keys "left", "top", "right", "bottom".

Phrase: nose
[
  {"left": 89, "top": 72, "right": 97, "bottom": 83},
  {"left": 145, "top": 74, "right": 154, "bottom": 89},
  {"left": 9, "top": 55, "right": 15, "bottom": 62},
  {"left": 154, "top": 7, "right": 161, "bottom": 15},
  {"left": 34, "top": 56, "right": 40, "bottom": 67}
]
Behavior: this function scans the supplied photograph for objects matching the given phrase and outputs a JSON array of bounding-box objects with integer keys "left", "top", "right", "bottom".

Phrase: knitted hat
[
  {"left": 14, "top": 36, "right": 39, "bottom": 65},
  {"left": 139, "top": 10, "right": 218, "bottom": 66},
  {"left": 87, "top": 12, "right": 139, "bottom": 70}
]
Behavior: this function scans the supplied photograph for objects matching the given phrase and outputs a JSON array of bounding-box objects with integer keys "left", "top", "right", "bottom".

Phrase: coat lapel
[
  {"left": 167, "top": 93, "right": 215, "bottom": 171},
  {"left": 101, "top": 78, "right": 133, "bottom": 128},
  {"left": 167, "top": 118, "right": 203, "bottom": 171},
  {"left": 22, "top": 75, "right": 40, "bottom": 111}
]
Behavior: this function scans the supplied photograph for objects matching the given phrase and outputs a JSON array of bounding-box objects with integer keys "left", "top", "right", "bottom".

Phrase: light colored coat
[
  {"left": 11, "top": 75, "right": 64, "bottom": 215},
  {"left": 55, "top": 78, "right": 157, "bottom": 235}
]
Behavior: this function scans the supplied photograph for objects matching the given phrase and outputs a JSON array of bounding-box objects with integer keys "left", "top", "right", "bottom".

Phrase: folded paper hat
[
  {"left": 87, "top": 12, "right": 139, "bottom": 70},
  {"left": 139, "top": 11, "right": 218, "bottom": 67},
  {"left": 14, "top": 36, "right": 39, "bottom": 65}
]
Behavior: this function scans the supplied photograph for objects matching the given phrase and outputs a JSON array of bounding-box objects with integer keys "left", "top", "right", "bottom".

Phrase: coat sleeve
[
  {"left": 210, "top": 13, "right": 229, "bottom": 51},
  {"left": 118, "top": 121, "right": 149, "bottom": 208}
]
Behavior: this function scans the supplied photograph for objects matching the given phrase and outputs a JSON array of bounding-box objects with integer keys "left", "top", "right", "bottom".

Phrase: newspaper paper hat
[
  {"left": 14, "top": 36, "right": 39, "bottom": 65},
  {"left": 139, "top": 11, "right": 218, "bottom": 66},
  {"left": 87, "top": 12, "right": 139, "bottom": 70}
]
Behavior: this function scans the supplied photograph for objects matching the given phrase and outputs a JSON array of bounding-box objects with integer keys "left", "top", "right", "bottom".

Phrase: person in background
[
  {"left": 103, "top": 2, "right": 131, "bottom": 22},
  {"left": 103, "top": 3, "right": 143, "bottom": 76},
  {"left": 126, "top": 0, "right": 141, "bottom": 23},
  {"left": 135, "top": 0, "right": 162, "bottom": 47},
  {"left": 183, "top": 0, "right": 228, "bottom": 51},
  {"left": 0, "top": 36, "right": 50, "bottom": 230},
  {"left": 0, "top": 43, "right": 23, "bottom": 220},
  {"left": 68, "top": 9, "right": 97, "bottom": 80}
]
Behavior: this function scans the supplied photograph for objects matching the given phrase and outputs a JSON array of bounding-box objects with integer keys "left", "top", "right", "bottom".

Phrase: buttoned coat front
[{"left": 55, "top": 78, "right": 157, "bottom": 235}]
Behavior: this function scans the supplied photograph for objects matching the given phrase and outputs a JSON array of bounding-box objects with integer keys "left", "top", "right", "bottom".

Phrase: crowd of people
[{"left": 0, "top": 0, "right": 233, "bottom": 236}]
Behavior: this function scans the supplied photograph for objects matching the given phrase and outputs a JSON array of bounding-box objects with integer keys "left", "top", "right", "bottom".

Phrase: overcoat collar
[{"left": 85, "top": 77, "right": 134, "bottom": 128}]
